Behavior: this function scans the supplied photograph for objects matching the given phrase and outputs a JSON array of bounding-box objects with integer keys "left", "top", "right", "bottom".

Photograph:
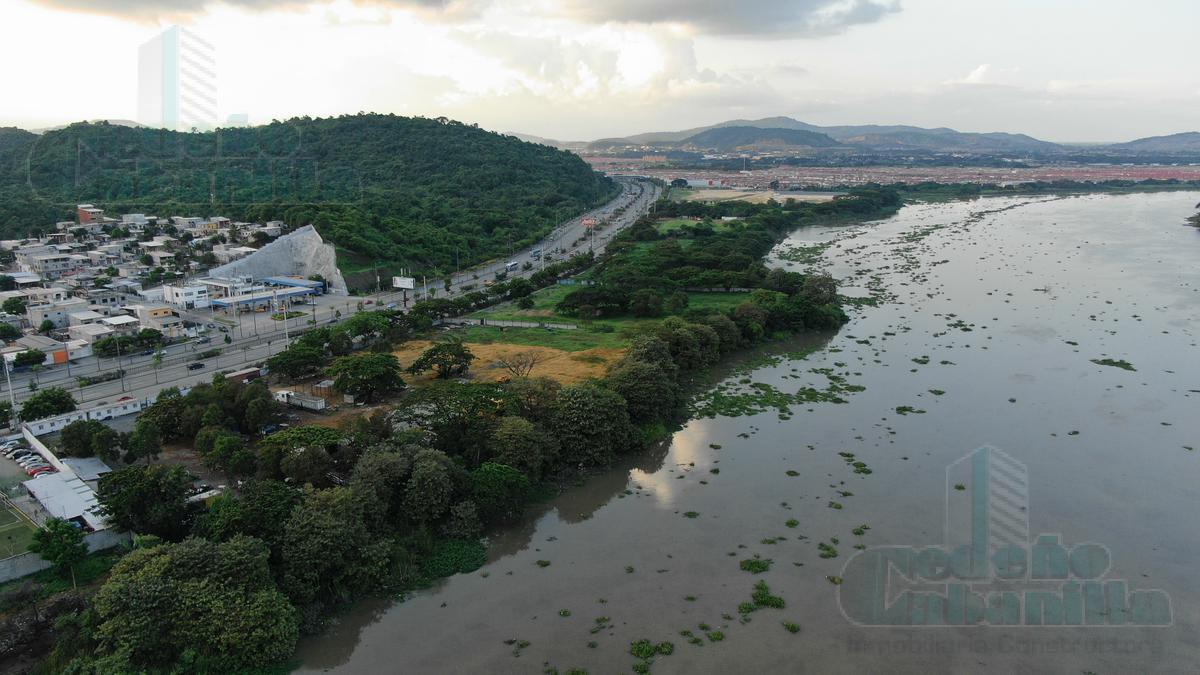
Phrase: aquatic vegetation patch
[
  {"left": 1091, "top": 358, "right": 1136, "bottom": 371},
  {"left": 740, "top": 557, "right": 773, "bottom": 574}
]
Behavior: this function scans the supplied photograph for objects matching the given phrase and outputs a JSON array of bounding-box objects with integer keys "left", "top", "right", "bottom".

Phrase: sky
[{"left": 2, "top": 0, "right": 1198, "bottom": 142}]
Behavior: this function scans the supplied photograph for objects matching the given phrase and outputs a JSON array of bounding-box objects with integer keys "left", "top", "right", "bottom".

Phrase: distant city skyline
[
  {"left": 138, "top": 26, "right": 219, "bottom": 131},
  {"left": 2, "top": 0, "right": 1198, "bottom": 143}
]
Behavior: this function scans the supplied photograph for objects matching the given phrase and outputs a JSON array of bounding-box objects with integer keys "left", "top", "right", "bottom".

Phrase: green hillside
[
  {"left": 0, "top": 115, "right": 617, "bottom": 273},
  {"left": 677, "top": 126, "right": 841, "bottom": 151}
]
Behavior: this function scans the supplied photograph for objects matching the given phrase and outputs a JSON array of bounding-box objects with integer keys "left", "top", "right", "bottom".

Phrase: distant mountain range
[{"left": 522, "top": 116, "right": 1200, "bottom": 156}]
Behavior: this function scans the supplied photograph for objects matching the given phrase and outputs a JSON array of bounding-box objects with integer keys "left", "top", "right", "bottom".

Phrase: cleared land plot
[
  {"left": 394, "top": 339, "right": 624, "bottom": 384},
  {"left": 0, "top": 504, "right": 37, "bottom": 560}
]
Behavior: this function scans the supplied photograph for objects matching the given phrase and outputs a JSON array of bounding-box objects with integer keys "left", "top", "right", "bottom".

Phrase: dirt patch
[{"left": 394, "top": 340, "right": 625, "bottom": 385}]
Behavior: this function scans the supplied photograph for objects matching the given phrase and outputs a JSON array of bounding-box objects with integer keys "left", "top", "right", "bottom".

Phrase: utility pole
[{"left": 3, "top": 358, "right": 15, "bottom": 422}]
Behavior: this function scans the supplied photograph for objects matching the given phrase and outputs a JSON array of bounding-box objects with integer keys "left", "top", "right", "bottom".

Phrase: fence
[{"left": 0, "top": 530, "right": 131, "bottom": 584}]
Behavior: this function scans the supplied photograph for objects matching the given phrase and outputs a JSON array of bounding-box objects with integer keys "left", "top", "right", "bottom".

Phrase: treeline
[{"left": 0, "top": 115, "right": 618, "bottom": 273}]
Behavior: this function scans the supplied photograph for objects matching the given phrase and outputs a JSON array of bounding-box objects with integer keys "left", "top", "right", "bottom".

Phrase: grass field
[
  {"left": 395, "top": 339, "right": 624, "bottom": 384},
  {"left": 0, "top": 504, "right": 37, "bottom": 560}
]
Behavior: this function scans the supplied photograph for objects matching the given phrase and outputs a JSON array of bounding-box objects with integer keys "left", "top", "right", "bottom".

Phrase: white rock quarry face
[{"left": 209, "top": 225, "right": 348, "bottom": 293}]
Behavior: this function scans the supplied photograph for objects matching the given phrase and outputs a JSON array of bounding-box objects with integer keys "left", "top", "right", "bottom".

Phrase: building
[
  {"left": 27, "top": 253, "right": 85, "bottom": 280},
  {"left": 162, "top": 284, "right": 210, "bottom": 309},
  {"left": 213, "top": 245, "right": 259, "bottom": 264},
  {"left": 99, "top": 314, "right": 141, "bottom": 336},
  {"left": 4, "top": 334, "right": 90, "bottom": 365},
  {"left": 138, "top": 25, "right": 218, "bottom": 131},
  {"left": 123, "top": 303, "right": 185, "bottom": 337},
  {"left": 67, "top": 310, "right": 105, "bottom": 327},
  {"left": 27, "top": 298, "right": 89, "bottom": 329},
  {"left": 77, "top": 204, "right": 104, "bottom": 224},
  {"left": 199, "top": 276, "right": 259, "bottom": 299},
  {"left": 68, "top": 323, "right": 115, "bottom": 344},
  {"left": 23, "top": 286, "right": 70, "bottom": 306}
]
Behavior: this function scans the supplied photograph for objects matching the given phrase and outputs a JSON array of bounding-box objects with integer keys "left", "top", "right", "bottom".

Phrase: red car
[{"left": 27, "top": 467, "right": 55, "bottom": 477}]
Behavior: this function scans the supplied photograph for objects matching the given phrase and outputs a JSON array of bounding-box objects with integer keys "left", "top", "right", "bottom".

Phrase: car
[
  {"left": 140, "top": 349, "right": 154, "bottom": 356},
  {"left": 206, "top": 323, "right": 216, "bottom": 329},
  {"left": 27, "top": 467, "right": 55, "bottom": 478},
  {"left": 196, "top": 336, "right": 211, "bottom": 344},
  {"left": 18, "top": 457, "right": 45, "bottom": 467},
  {"left": 0, "top": 440, "right": 19, "bottom": 451},
  {"left": 8, "top": 450, "right": 31, "bottom": 460},
  {"left": 188, "top": 362, "right": 206, "bottom": 371},
  {"left": 218, "top": 326, "right": 229, "bottom": 332},
  {"left": 25, "top": 463, "right": 49, "bottom": 472}
]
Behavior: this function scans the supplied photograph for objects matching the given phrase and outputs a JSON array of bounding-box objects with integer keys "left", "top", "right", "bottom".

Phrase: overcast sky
[{"left": 3, "top": 0, "right": 1198, "bottom": 142}]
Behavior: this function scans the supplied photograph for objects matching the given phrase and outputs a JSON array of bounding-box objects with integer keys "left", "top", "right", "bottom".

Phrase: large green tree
[
  {"left": 97, "top": 465, "right": 197, "bottom": 541},
  {"left": 327, "top": 352, "right": 406, "bottom": 402},
  {"left": 89, "top": 536, "right": 298, "bottom": 672},
  {"left": 406, "top": 340, "right": 475, "bottom": 379},
  {"left": 550, "top": 382, "right": 636, "bottom": 466},
  {"left": 28, "top": 517, "right": 88, "bottom": 587},
  {"left": 19, "top": 387, "right": 76, "bottom": 421}
]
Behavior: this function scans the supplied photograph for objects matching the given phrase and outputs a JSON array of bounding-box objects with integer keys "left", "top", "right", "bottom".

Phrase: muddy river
[{"left": 297, "top": 192, "right": 1200, "bottom": 674}]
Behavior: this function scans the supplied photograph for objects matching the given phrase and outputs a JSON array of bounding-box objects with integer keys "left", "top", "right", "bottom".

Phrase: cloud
[
  {"left": 554, "top": 0, "right": 901, "bottom": 37},
  {"left": 25, "top": 0, "right": 483, "bottom": 21},
  {"left": 28, "top": 0, "right": 900, "bottom": 34}
]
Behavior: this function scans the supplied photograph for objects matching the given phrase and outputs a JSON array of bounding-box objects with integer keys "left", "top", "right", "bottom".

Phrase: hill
[
  {"left": 0, "top": 115, "right": 617, "bottom": 273},
  {"left": 589, "top": 116, "right": 1062, "bottom": 153},
  {"left": 1107, "top": 132, "right": 1200, "bottom": 153},
  {"left": 675, "top": 126, "right": 841, "bottom": 151}
]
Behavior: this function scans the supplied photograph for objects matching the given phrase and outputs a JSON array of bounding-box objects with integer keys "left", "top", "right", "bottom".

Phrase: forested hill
[{"left": 0, "top": 114, "right": 617, "bottom": 273}]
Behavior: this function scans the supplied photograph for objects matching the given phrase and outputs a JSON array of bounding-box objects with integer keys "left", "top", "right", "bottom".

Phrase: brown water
[{"left": 296, "top": 192, "right": 1200, "bottom": 674}]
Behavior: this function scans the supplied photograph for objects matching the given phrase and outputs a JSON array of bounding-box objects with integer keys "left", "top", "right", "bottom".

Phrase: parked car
[
  {"left": 0, "top": 441, "right": 20, "bottom": 451},
  {"left": 188, "top": 362, "right": 206, "bottom": 371},
  {"left": 27, "top": 467, "right": 55, "bottom": 477},
  {"left": 4, "top": 447, "right": 28, "bottom": 458},
  {"left": 25, "top": 464, "right": 50, "bottom": 473},
  {"left": 8, "top": 450, "right": 32, "bottom": 460},
  {"left": 18, "top": 457, "right": 45, "bottom": 467}
]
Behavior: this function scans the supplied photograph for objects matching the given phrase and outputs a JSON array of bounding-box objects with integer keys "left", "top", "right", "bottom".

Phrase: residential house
[
  {"left": 162, "top": 284, "right": 210, "bottom": 309},
  {"left": 27, "top": 298, "right": 89, "bottom": 328}
]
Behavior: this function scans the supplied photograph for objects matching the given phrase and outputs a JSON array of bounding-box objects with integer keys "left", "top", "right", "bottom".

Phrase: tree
[
  {"left": 665, "top": 290, "right": 690, "bottom": 314},
  {"left": 402, "top": 449, "right": 454, "bottom": 524},
  {"left": 503, "top": 376, "right": 561, "bottom": 424},
  {"left": 625, "top": 335, "right": 678, "bottom": 380},
  {"left": 0, "top": 275, "right": 14, "bottom": 291},
  {"left": 193, "top": 480, "right": 299, "bottom": 558},
  {"left": 125, "top": 419, "right": 163, "bottom": 463},
  {"left": 280, "top": 446, "right": 333, "bottom": 487},
  {"left": 629, "top": 288, "right": 663, "bottom": 317},
  {"left": 13, "top": 349, "right": 45, "bottom": 368},
  {"left": 607, "top": 359, "right": 678, "bottom": 423},
  {"left": 91, "top": 425, "right": 122, "bottom": 462},
  {"left": 0, "top": 401, "right": 11, "bottom": 429},
  {"left": 550, "top": 383, "right": 636, "bottom": 466},
  {"left": 470, "top": 462, "right": 528, "bottom": 523},
  {"left": 90, "top": 536, "right": 298, "bottom": 672},
  {"left": 0, "top": 323, "right": 20, "bottom": 341},
  {"left": 38, "top": 319, "right": 56, "bottom": 335},
  {"left": 97, "top": 465, "right": 197, "bottom": 540},
  {"left": 799, "top": 271, "right": 839, "bottom": 306},
  {"left": 20, "top": 387, "right": 76, "bottom": 421},
  {"left": 28, "top": 518, "right": 87, "bottom": 588},
  {"left": 60, "top": 419, "right": 104, "bottom": 457},
  {"left": 266, "top": 343, "right": 326, "bottom": 379},
  {"left": 406, "top": 340, "right": 475, "bottom": 379},
  {"left": 515, "top": 296, "right": 534, "bottom": 309},
  {"left": 1, "top": 297, "right": 26, "bottom": 316},
  {"left": 495, "top": 350, "right": 545, "bottom": 378},
  {"left": 327, "top": 352, "right": 405, "bottom": 402},
  {"left": 488, "top": 416, "right": 557, "bottom": 480},
  {"left": 281, "top": 486, "right": 389, "bottom": 609}
]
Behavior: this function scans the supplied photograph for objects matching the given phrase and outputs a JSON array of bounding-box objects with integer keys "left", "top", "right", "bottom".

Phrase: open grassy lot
[
  {"left": 395, "top": 339, "right": 624, "bottom": 384},
  {"left": 450, "top": 325, "right": 630, "bottom": 352},
  {"left": 0, "top": 505, "right": 37, "bottom": 560},
  {"left": 469, "top": 283, "right": 751, "bottom": 328}
]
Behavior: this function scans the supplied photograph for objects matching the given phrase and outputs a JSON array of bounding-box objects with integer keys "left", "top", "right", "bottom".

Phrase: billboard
[{"left": 392, "top": 276, "right": 415, "bottom": 290}]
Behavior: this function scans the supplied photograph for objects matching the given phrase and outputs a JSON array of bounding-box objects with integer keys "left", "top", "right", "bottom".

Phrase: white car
[{"left": 18, "top": 456, "right": 45, "bottom": 467}]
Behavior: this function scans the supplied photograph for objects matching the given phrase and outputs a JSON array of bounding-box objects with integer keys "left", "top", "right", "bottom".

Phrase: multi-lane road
[{"left": 3, "top": 176, "right": 660, "bottom": 412}]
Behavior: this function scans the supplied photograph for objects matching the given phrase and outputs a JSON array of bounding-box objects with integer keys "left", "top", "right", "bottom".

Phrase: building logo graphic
[
  {"left": 836, "top": 446, "right": 1172, "bottom": 627},
  {"left": 138, "top": 25, "right": 218, "bottom": 131}
]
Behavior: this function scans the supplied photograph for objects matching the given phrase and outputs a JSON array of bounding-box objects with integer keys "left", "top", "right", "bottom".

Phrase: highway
[{"left": 3, "top": 176, "right": 660, "bottom": 414}]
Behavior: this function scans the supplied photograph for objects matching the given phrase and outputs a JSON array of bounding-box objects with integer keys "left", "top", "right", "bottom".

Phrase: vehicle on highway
[
  {"left": 531, "top": 248, "right": 542, "bottom": 259},
  {"left": 196, "top": 336, "right": 211, "bottom": 344},
  {"left": 218, "top": 326, "right": 230, "bottom": 332},
  {"left": 140, "top": 349, "right": 155, "bottom": 356},
  {"left": 505, "top": 260, "right": 519, "bottom": 271},
  {"left": 188, "top": 362, "right": 206, "bottom": 371}
]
